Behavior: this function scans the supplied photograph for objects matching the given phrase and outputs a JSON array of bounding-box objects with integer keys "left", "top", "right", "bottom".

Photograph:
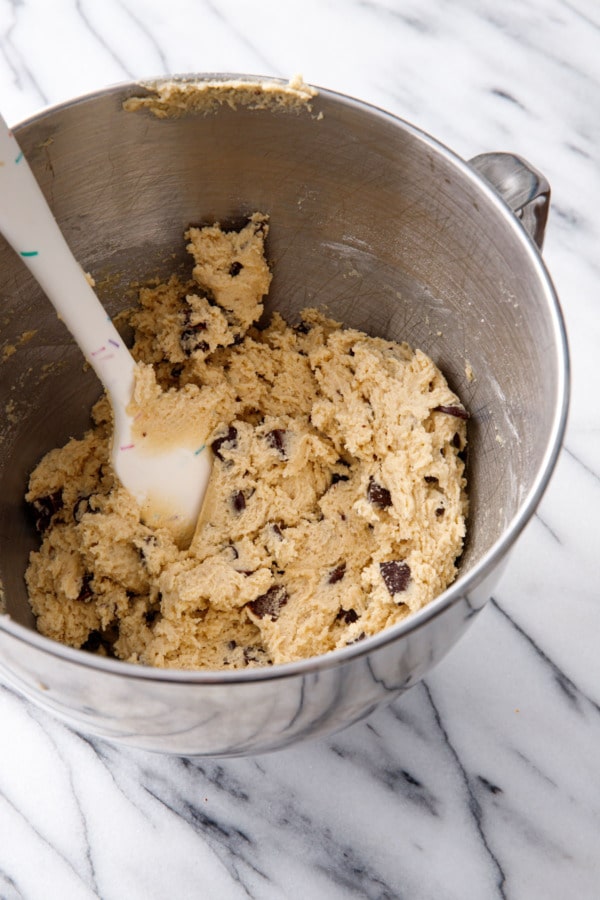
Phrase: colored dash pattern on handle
[
  {"left": 20, "top": 250, "right": 38, "bottom": 257},
  {"left": 90, "top": 338, "right": 120, "bottom": 363}
]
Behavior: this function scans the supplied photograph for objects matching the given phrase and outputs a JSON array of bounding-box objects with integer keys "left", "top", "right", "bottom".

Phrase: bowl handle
[{"left": 469, "top": 152, "right": 550, "bottom": 250}]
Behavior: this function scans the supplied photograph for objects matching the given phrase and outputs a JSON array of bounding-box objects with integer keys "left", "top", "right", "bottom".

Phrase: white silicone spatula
[{"left": 0, "top": 113, "right": 211, "bottom": 547}]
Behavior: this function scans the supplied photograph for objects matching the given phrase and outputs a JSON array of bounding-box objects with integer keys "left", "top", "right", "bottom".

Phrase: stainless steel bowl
[{"left": 0, "top": 76, "right": 569, "bottom": 756}]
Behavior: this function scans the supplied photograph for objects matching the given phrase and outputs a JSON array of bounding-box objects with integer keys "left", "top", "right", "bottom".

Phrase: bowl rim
[{"left": 0, "top": 73, "right": 570, "bottom": 685}]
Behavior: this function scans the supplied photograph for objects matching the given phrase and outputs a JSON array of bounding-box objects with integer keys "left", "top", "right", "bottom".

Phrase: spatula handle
[{"left": 0, "top": 113, "right": 136, "bottom": 412}]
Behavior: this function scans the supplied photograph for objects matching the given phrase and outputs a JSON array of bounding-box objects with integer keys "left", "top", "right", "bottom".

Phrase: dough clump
[{"left": 25, "top": 215, "right": 468, "bottom": 670}]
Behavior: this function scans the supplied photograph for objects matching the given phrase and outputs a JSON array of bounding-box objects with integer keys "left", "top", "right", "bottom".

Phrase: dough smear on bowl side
[{"left": 24, "top": 214, "right": 468, "bottom": 670}]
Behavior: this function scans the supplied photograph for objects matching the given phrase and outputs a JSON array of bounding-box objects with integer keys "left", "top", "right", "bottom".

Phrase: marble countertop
[{"left": 0, "top": 1, "right": 598, "bottom": 897}]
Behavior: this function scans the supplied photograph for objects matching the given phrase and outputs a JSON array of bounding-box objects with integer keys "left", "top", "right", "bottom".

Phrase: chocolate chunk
[
  {"left": 328, "top": 562, "right": 346, "bottom": 584},
  {"left": 336, "top": 607, "right": 358, "bottom": 624},
  {"left": 247, "top": 585, "right": 288, "bottom": 621},
  {"left": 229, "top": 261, "right": 243, "bottom": 277},
  {"left": 434, "top": 404, "right": 470, "bottom": 420},
  {"left": 367, "top": 477, "right": 392, "bottom": 509},
  {"left": 424, "top": 476, "right": 438, "bottom": 484},
  {"left": 211, "top": 425, "right": 238, "bottom": 460},
  {"left": 227, "top": 640, "right": 237, "bottom": 650},
  {"left": 231, "top": 490, "right": 246, "bottom": 513},
  {"left": 380, "top": 560, "right": 411, "bottom": 596},
  {"left": 452, "top": 432, "right": 462, "bottom": 449},
  {"left": 170, "top": 364, "right": 184, "bottom": 379},
  {"left": 266, "top": 428, "right": 287, "bottom": 457},
  {"left": 31, "top": 489, "right": 63, "bottom": 533},
  {"left": 295, "top": 320, "right": 311, "bottom": 334},
  {"left": 435, "top": 507, "right": 445, "bottom": 517},
  {"left": 77, "top": 573, "right": 94, "bottom": 603}
]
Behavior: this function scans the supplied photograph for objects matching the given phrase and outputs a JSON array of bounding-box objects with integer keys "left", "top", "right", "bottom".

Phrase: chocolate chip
[
  {"left": 243, "top": 646, "right": 265, "bottom": 665},
  {"left": 346, "top": 631, "right": 366, "bottom": 645},
  {"left": 229, "top": 261, "right": 243, "bottom": 277},
  {"left": 251, "top": 217, "right": 268, "bottom": 236},
  {"left": 435, "top": 507, "right": 445, "bottom": 517},
  {"left": 424, "top": 476, "right": 438, "bottom": 484},
  {"left": 183, "top": 322, "right": 207, "bottom": 335},
  {"left": 247, "top": 585, "right": 288, "bottom": 621},
  {"left": 211, "top": 425, "right": 238, "bottom": 460},
  {"left": 380, "top": 560, "right": 411, "bottom": 596},
  {"left": 434, "top": 404, "right": 469, "bottom": 420},
  {"left": 271, "top": 522, "right": 284, "bottom": 539},
  {"left": 138, "top": 534, "right": 159, "bottom": 567},
  {"left": 452, "top": 432, "right": 462, "bottom": 449},
  {"left": 81, "top": 630, "right": 102, "bottom": 652},
  {"left": 73, "top": 495, "right": 91, "bottom": 522},
  {"left": 170, "top": 364, "right": 184, "bottom": 379},
  {"left": 227, "top": 640, "right": 237, "bottom": 650},
  {"left": 331, "top": 473, "right": 349, "bottom": 485},
  {"left": 180, "top": 321, "right": 209, "bottom": 356},
  {"left": 328, "top": 562, "right": 346, "bottom": 584},
  {"left": 31, "top": 489, "right": 63, "bottom": 533},
  {"left": 81, "top": 622, "right": 120, "bottom": 656},
  {"left": 266, "top": 428, "right": 287, "bottom": 457},
  {"left": 231, "top": 491, "right": 246, "bottom": 513},
  {"left": 77, "top": 573, "right": 94, "bottom": 603},
  {"left": 367, "top": 477, "right": 392, "bottom": 509},
  {"left": 336, "top": 607, "right": 358, "bottom": 624},
  {"left": 295, "top": 320, "right": 311, "bottom": 334}
]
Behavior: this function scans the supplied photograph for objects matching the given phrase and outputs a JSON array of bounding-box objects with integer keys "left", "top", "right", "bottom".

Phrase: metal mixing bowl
[{"left": 0, "top": 76, "right": 568, "bottom": 756}]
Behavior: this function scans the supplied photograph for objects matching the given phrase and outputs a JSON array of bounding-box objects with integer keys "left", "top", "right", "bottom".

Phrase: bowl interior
[{"left": 0, "top": 80, "right": 565, "bottom": 639}]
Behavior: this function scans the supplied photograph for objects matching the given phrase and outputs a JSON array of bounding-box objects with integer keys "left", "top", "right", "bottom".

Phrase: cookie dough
[
  {"left": 122, "top": 75, "right": 318, "bottom": 119},
  {"left": 25, "top": 215, "right": 468, "bottom": 670}
]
